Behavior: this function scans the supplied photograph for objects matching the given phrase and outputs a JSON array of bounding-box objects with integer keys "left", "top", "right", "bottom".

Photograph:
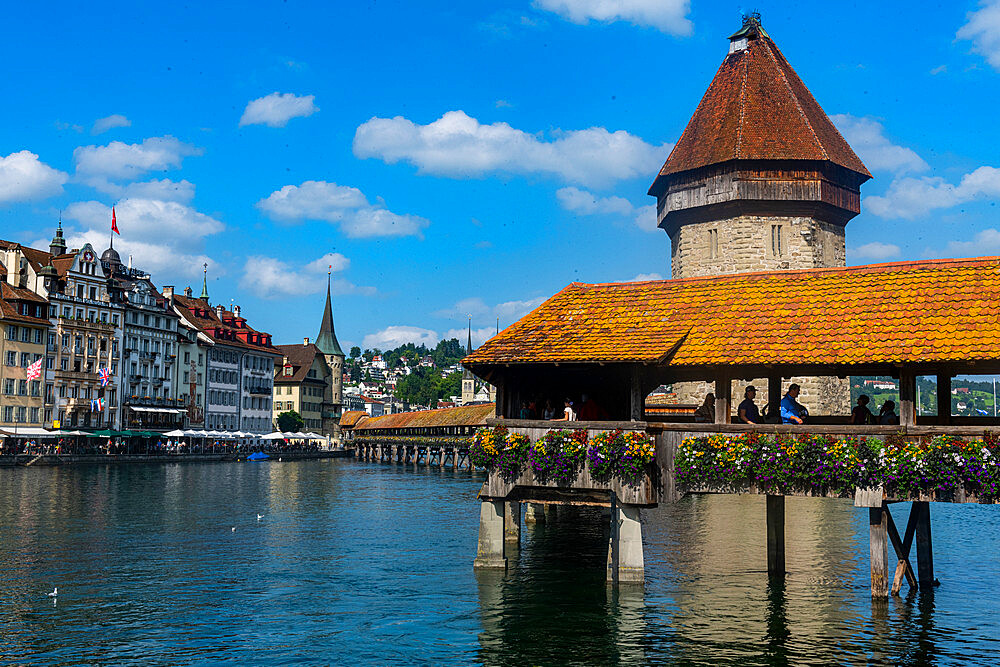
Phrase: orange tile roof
[
  {"left": 353, "top": 404, "right": 495, "bottom": 431},
  {"left": 340, "top": 410, "right": 369, "bottom": 427},
  {"left": 464, "top": 257, "right": 1000, "bottom": 368}
]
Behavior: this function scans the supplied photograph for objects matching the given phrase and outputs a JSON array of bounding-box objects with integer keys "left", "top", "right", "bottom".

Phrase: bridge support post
[
  {"left": 870, "top": 504, "right": 889, "bottom": 599},
  {"left": 914, "top": 501, "right": 935, "bottom": 588},
  {"left": 504, "top": 501, "right": 521, "bottom": 543},
  {"left": 607, "top": 493, "right": 644, "bottom": 584},
  {"left": 452, "top": 449, "right": 458, "bottom": 468},
  {"left": 524, "top": 503, "right": 545, "bottom": 525},
  {"left": 766, "top": 494, "right": 785, "bottom": 576},
  {"left": 474, "top": 500, "right": 507, "bottom": 570}
]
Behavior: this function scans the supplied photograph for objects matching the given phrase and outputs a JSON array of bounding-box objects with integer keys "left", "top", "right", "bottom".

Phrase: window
[
  {"left": 3, "top": 379, "right": 14, "bottom": 394},
  {"left": 5, "top": 325, "right": 15, "bottom": 340},
  {"left": 184, "top": 351, "right": 190, "bottom": 364},
  {"left": 771, "top": 224, "right": 784, "bottom": 257},
  {"left": 34, "top": 329, "right": 42, "bottom": 344},
  {"left": 2, "top": 406, "right": 11, "bottom": 422},
  {"left": 46, "top": 356, "right": 54, "bottom": 369},
  {"left": 30, "top": 407, "right": 39, "bottom": 423},
  {"left": 21, "top": 328, "right": 31, "bottom": 343},
  {"left": 89, "top": 286, "right": 97, "bottom": 300},
  {"left": 21, "top": 353, "right": 31, "bottom": 368},
  {"left": 30, "top": 381, "right": 40, "bottom": 397},
  {"left": 112, "top": 314, "right": 119, "bottom": 326},
  {"left": 18, "top": 380, "right": 27, "bottom": 395},
  {"left": 5, "top": 351, "right": 15, "bottom": 366}
]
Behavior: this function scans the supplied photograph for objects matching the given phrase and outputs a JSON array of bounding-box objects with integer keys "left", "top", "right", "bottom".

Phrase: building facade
[
  {"left": 311, "top": 276, "right": 345, "bottom": 439},
  {"left": 0, "top": 281, "right": 51, "bottom": 431},
  {"left": 647, "top": 15, "right": 870, "bottom": 414},
  {"left": 273, "top": 341, "right": 329, "bottom": 431}
]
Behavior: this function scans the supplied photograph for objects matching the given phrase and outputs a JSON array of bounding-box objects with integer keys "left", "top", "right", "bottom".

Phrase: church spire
[
  {"left": 49, "top": 216, "right": 67, "bottom": 256},
  {"left": 467, "top": 315, "right": 473, "bottom": 355},
  {"left": 315, "top": 268, "right": 344, "bottom": 357},
  {"left": 200, "top": 263, "right": 210, "bottom": 301}
]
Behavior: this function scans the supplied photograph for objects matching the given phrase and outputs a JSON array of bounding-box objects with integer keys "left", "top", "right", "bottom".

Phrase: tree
[
  {"left": 276, "top": 410, "right": 304, "bottom": 433},
  {"left": 350, "top": 346, "right": 361, "bottom": 359}
]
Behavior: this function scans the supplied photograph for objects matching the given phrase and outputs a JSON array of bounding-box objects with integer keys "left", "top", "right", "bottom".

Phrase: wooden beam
[
  {"left": 767, "top": 375, "right": 782, "bottom": 422},
  {"left": 885, "top": 505, "right": 917, "bottom": 595},
  {"left": 899, "top": 368, "right": 917, "bottom": 426},
  {"left": 630, "top": 366, "right": 643, "bottom": 422},
  {"left": 914, "top": 501, "right": 935, "bottom": 588},
  {"left": 869, "top": 505, "right": 889, "bottom": 598},
  {"left": 937, "top": 373, "right": 952, "bottom": 425},
  {"left": 715, "top": 372, "right": 731, "bottom": 425},
  {"left": 766, "top": 494, "right": 785, "bottom": 576}
]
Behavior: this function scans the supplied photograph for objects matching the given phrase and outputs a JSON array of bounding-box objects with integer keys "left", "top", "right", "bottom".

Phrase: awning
[
  {"left": 129, "top": 406, "right": 186, "bottom": 415},
  {"left": 0, "top": 427, "right": 62, "bottom": 438}
]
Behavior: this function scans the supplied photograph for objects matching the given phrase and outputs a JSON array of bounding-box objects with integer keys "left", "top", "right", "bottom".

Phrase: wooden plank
[
  {"left": 768, "top": 375, "right": 782, "bottom": 422},
  {"left": 899, "top": 368, "right": 916, "bottom": 427},
  {"left": 915, "top": 501, "right": 935, "bottom": 588},
  {"left": 766, "top": 494, "right": 785, "bottom": 576},
  {"left": 854, "top": 487, "right": 884, "bottom": 508},
  {"left": 715, "top": 373, "right": 731, "bottom": 425},
  {"left": 487, "top": 418, "right": 649, "bottom": 431},
  {"left": 884, "top": 505, "right": 917, "bottom": 593},
  {"left": 630, "top": 366, "right": 643, "bottom": 422},
  {"left": 870, "top": 506, "right": 889, "bottom": 599},
  {"left": 937, "top": 373, "right": 952, "bottom": 425}
]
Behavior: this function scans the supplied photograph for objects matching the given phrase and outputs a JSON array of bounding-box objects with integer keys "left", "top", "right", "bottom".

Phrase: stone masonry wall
[{"left": 667, "top": 214, "right": 850, "bottom": 416}]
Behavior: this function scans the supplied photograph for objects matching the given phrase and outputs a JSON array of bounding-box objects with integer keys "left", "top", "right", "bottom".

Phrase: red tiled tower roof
[{"left": 649, "top": 17, "right": 870, "bottom": 196}]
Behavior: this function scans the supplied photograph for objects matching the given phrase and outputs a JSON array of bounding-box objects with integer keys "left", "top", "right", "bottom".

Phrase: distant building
[
  {"left": 0, "top": 279, "right": 51, "bottom": 431},
  {"left": 273, "top": 340, "right": 329, "bottom": 432}
]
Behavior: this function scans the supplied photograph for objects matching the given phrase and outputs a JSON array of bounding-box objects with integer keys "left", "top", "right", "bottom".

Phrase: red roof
[
  {"left": 174, "top": 294, "right": 280, "bottom": 355},
  {"left": 650, "top": 28, "right": 869, "bottom": 194}
]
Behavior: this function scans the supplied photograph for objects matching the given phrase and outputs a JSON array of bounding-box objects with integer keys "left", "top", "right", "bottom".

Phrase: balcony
[{"left": 247, "top": 384, "right": 271, "bottom": 395}]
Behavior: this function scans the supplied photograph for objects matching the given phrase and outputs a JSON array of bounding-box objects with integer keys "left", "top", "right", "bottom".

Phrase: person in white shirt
[{"left": 554, "top": 397, "right": 576, "bottom": 421}]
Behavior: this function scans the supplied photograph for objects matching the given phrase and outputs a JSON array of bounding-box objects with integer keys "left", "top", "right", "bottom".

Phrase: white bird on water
[
  {"left": 231, "top": 526, "right": 236, "bottom": 532},
  {"left": 256, "top": 514, "right": 263, "bottom": 521},
  {"left": 47, "top": 587, "right": 58, "bottom": 597}
]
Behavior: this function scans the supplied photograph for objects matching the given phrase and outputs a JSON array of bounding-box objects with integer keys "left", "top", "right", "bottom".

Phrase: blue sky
[{"left": 3, "top": 0, "right": 1000, "bottom": 352}]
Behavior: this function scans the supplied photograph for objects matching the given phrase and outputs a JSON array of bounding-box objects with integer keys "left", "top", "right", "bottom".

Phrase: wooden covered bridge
[
  {"left": 463, "top": 256, "right": 1000, "bottom": 595},
  {"left": 343, "top": 403, "right": 494, "bottom": 468}
]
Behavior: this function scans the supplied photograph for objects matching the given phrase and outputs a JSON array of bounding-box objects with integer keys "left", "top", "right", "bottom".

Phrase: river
[{"left": 1, "top": 459, "right": 998, "bottom": 665}]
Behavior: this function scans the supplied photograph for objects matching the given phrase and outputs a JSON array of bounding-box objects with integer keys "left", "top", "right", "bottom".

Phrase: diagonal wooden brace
[{"left": 886, "top": 502, "right": 918, "bottom": 595}]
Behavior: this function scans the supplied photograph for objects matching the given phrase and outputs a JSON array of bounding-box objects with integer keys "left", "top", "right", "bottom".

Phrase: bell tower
[
  {"left": 315, "top": 269, "right": 345, "bottom": 439},
  {"left": 462, "top": 317, "right": 475, "bottom": 405}
]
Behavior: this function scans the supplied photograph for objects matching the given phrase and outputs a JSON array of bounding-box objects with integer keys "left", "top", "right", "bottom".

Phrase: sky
[{"left": 3, "top": 0, "right": 1000, "bottom": 352}]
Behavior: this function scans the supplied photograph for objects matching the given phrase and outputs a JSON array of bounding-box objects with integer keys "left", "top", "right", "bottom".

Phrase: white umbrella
[
  {"left": 260, "top": 432, "right": 287, "bottom": 440},
  {"left": 164, "top": 429, "right": 187, "bottom": 437}
]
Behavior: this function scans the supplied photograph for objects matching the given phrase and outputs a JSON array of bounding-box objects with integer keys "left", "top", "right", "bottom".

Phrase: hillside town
[{"left": 0, "top": 223, "right": 492, "bottom": 445}]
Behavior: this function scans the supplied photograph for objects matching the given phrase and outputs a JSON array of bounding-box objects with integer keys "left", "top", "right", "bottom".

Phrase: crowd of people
[
  {"left": 693, "top": 383, "right": 899, "bottom": 425},
  {"left": 0, "top": 437, "right": 325, "bottom": 458},
  {"left": 517, "top": 394, "right": 610, "bottom": 422}
]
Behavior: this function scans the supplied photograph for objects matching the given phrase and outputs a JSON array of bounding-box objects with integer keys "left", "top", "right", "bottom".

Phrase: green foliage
[
  {"left": 276, "top": 410, "right": 304, "bottom": 433},
  {"left": 349, "top": 346, "right": 361, "bottom": 359}
]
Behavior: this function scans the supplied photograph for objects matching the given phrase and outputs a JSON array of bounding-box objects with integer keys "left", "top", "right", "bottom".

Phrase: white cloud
[
  {"left": 363, "top": 325, "right": 439, "bottom": 350},
  {"left": 866, "top": 166, "right": 1000, "bottom": 219},
  {"left": 240, "top": 252, "right": 369, "bottom": 299},
  {"left": 61, "top": 198, "right": 224, "bottom": 278},
  {"left": 534, "top": 0, "right": 692, "bottom": 36},
  {"left": 943, "top": 228, "right": 1000, "bottom": 257},
  {"left": 239, "top": 92, "right": 318, "bottom": 127},
  {"left": 850, "top": 242, "right": 901, "bottom": 261},
  {"left": 434, "top": 297, "right": 490, "bottom": 318},
  {"left": 494, "top": 297, "right": 546, "bottom": 322},
  {"left": 256, "top": 180, "right": 429, "bottom": 238},
  {"left": 86, "top": 177, "right": 196, "bottom": 203},
  {"left": 556, "top": 186, "right": 658, "bottom": 231},
  {"left": 354, "top": 110, "right": 669, "bottom": 188},
  {"left": 0, "top": 151, "right": 67, "bottom": 203},
  {"left": 830, "top": 114, "right": 927, "bottom": 175},
  {"left": 74, "top": 136, "right": 202, "bottom": 180},
  {"left": 958, "top": 1, "right": 1000, "bottom": 70},
  {"left": 628, "top": 272, "right": 664, "bottom": 281},
  {"left": 92, "top": 114, "right": 131, "bottom": 135},
  {"left": 444, "top": 327, "right": 496, "bottom": 348}
]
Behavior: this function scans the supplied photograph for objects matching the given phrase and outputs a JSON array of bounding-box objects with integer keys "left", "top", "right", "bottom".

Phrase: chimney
[
  {"left": 215, "top": 304, "right": 224, "bottom": 319},
  {"left": 162, "top": 285, "right": 174, "bottom": 308},
  {"left": 184, "top": 286, "right": 192, "bottom": 297},
  {"left": 303, "top": 337, "right": 310, "bottom": 346},
  {"left": 233, "top": 305, "right": 241, "bottom": 318}
]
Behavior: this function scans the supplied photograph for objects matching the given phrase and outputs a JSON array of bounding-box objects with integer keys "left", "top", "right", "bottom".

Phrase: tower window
[
  {"left": 771, "top": 225, "right": 784, "bottom": 257},
  {"left": 708, "top": 229, "right": 719, "bottom": 259}
]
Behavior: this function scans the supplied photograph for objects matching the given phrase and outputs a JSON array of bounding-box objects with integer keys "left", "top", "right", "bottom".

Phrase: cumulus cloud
[
  {"left": 239, "top": 92, "right": 319, "bottom": 127},
  {"left": 86, "top": 177, "right": 196, "bottom": 203},
  {"left": 61, "top": 198, "right": 224, "bottom": 278},
  {"left": 943, "top": 228, "right": 1000, "bottom": 257},
  {"left": 363, "top": 325, "right": 440, "bottom": 349},
  {"left": 92, "top": 114, "right": 131, "bottom": 135},
  {"left": 534, "top": 0, "right": 692, "bottom": 36},
  {"left": 831, "top": 114, "right": 928, "bottom": 175},
  {"left": 958, "top": 1, "right": 1000, "bottom": 70},
  {"left": 74, "top": 135, "right": 202, "bottom": 181},
  {"left": 256, "top": 180, "right": 429, "bottom": 238},
  {"left": 866, "top": 166, "right": 1000, "bottom": 219},
  {"left": 354, "top": 110, "right": 669, "bottom": 188},
  {"left": 240, "top": 252, "right": 371, "bottom": 299},
  {"left": 436, "top": 296, "right": 546, "bottom": 324},
  {"left": 850, "top": 242, "right": 901, "bottom": 261},
  {"left": 444, "top": 327, "right": 497, "bottom": 348},
  {"left": 0, "top": 151, "right": 67, "bottom": 203},
  {"left": 556, "top": 186, "right": 658, "bottom": 231},
  {"left": 628, "top": 272, "right": 664, "bottom": 281}
]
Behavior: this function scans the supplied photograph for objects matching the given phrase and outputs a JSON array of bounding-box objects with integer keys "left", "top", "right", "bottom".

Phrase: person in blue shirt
[
  {"left": 779, "top": 383, "right": 808, "bottom": 424},
  {"left": 737, "top": 385, "right": 761, "bottom": 424}
]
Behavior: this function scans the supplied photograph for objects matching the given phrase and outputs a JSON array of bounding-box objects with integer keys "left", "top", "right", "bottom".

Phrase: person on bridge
[
  {"left": 780, "top": 384, "right": 808, "bottom": 424},
  {"left": 554, "top": 397, "right": 577, "bottom": 421},
  {"left": 737, "top": 386, "right": 760, "bottom": 424},
  {"left": 694, "top": 393, "right": 715, "bottom": 423},
  {"left": 577, "top": 393, "right": 608, "bottom": 421},
  {"left": 851, "top": 394, "right": 875, "bottom": 424}
]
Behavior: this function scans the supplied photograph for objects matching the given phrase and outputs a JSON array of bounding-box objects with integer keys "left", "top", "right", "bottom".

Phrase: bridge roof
[
  {"left": 353, "top": 403, "right": 494, "bottom": 431},
  {"left": 340, "top": 410, "right": 368, "bottom": 427},
  {"left": 463, "top": 256, "right": 1000, "bottom": 368}
]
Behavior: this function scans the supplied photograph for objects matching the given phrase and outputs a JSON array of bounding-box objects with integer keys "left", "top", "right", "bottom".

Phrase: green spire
[
  {"left": 315, "top": 270, "right": 344, "bottom": 357},
  {"left": 49, "top": 216, "right": 67, "bottom": 255},
  {"left": 200, "top": 263, "right": 209, "bottom": 301}
]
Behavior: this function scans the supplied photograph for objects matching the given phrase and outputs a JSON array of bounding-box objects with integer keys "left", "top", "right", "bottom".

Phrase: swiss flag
[{"left": 111, "top": 207, "right": 120, "bottom": 235}]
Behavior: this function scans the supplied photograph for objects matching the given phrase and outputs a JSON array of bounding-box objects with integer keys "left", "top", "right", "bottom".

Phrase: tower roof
[
  {"left": 649, "top": 15, "right": 870, "bottom": 196},
  {"left": 315, "top": 274, "right": 344, "bottom": 357}
]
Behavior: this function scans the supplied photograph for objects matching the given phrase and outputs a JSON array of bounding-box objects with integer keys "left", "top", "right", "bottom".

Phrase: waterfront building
[
  {"left": 44, "top": 240, "right": 125, "bottom": 429},
  {"left": 172, "top": 279, "right": 280, "bottom": 434},
  {"left": 0, "top": 280, "right": 51, "bottom": 431},
  {"left": 168, "top": 288, "right": 210, "bottom": 429},
  {"left": 646, "top": 14, "right": 870, "bottom": 413},
  {"left": 273, "top": 339, "right": 328, "bottom": 431},
  {"left": 103, "top": 249, "right": 184, "bottom": 432},
  {"left": 311, "top": 273, "right": 345, "bottom": 438}
]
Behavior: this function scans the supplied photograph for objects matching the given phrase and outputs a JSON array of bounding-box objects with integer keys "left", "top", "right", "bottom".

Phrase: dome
[{"left": 101, "top": 247, "right": 121, "bottom": 275}]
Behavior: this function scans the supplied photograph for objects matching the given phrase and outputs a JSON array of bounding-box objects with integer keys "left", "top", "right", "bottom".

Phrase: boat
[{"left": 247, "top": 452, "right": 270, "bottom": 462}]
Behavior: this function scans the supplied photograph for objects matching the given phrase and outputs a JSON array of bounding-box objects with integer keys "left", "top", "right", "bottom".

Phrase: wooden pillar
[
  {"left": 768, "top": 375, "right": 782, "bottom": 422},
  {"left": 914, "top": 501, "right": 934, "bottom": 588},
  {"left": 715, "top": 373, "right": 731, "bottom": 424},
  {"left": 899, "top": 367, "right": 916, "bottom": 427},
  {"left": 495, "top": 381, "right": 506, "bottom": 419},
  {"left": 936, "top": 373, "right": 951, "bottom": 424},
  {"left": 629, "top": 366, "right": 643, "bottom": 421},
  {"left": 869, "top": 505, "right": 889, "bottom": 599},
  {"left": 766, "top": 494, "right": 785, "bottom": 576}
]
